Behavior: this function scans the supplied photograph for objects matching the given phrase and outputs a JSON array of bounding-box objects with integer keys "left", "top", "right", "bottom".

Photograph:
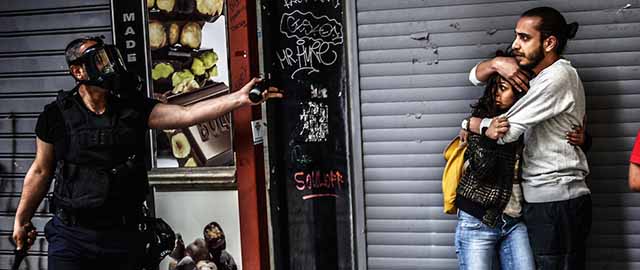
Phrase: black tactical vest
[{"left": 53, "top": 89, "right": 149, "bottom": 212}]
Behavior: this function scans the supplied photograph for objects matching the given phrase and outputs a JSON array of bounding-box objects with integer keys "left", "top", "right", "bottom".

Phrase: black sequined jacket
[{"left": 455, "top": 134, "right": 520, "bottom": 227}]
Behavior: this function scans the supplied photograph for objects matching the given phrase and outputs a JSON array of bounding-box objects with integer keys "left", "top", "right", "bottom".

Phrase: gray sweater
[{"left": 469, "top": 59, "right": 590, "bottom": 203}]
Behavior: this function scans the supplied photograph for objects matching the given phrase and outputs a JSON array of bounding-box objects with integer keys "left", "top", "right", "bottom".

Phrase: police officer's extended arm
[
  {"left": 13, "top": 138, "right": 55, "bottom": 250},
  {"left": 148, "top": 78, "right": 282, "bottom": 129}
]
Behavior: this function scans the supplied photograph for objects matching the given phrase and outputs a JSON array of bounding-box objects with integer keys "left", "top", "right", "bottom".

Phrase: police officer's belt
[{"left": 55, "top": 207, "right": 142, "bottom": 230}]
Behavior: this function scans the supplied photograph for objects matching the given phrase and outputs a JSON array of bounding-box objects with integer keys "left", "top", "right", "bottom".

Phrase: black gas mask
[{"left": 70, "top": 40, "right": 140, "bottom": 95}]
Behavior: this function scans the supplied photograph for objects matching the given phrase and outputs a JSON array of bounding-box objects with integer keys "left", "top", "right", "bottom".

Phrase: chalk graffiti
[
  {"left": 310, "top": 84, "right": 328, "bottom": 99},
  {"left": 299, "top": 101, "right": 329, "bottom": 142},
  {"left": 275, "top": 40, "right": 338, "bottom": 79},
  {"left": 276, "top": 40, "right": 338, "bottom": 79},
  {"left": 291, "top": 144, "right": 313, "bottom": 166},
  {"left": 294, "top": 170, "right": 345, "bottom": 200},
  {"left": 276, "top": 10, "right": 342, "bottom": 79},
  {"left": 280, "top": 10, "right": 343, "bottom": 45},
  {"left": 303, "top": 193, "right": 338, "bottom": 199},
  {"left": 283, "top": 0, "right": 340, "bottom": 10}
]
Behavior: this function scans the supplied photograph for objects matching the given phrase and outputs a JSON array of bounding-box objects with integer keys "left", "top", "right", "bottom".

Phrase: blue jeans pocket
[
  {"left": 460, "top": 221, "right": 482, "bottom": 230},
  {"left": 458, "top": 211, "right": 483, "bottom": 230}
]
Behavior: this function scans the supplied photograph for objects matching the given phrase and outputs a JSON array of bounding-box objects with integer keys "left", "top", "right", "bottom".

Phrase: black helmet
[{"left": 141, "top": 217, "right": 176, "bottom": 270}]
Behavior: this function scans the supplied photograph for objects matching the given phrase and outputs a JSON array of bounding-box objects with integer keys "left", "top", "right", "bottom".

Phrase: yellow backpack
[{"left": 441, "top": 136, "right": 467, "bottom": 214}]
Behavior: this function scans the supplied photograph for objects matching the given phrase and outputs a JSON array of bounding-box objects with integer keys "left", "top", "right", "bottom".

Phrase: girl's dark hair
[
  {"left": 521, "top": 7, "right": 579, "bottom": 55},
  {"left": 470, "top": 49, "right": 526, "bottom": 118}
]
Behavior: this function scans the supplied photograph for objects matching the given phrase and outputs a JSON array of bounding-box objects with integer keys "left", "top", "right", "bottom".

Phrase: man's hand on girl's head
[{"left": 492, "top": 57, "right": 530, "bottom": 93}]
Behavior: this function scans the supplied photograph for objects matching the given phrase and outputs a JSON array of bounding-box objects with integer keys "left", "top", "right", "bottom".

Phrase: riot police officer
[{"left": 12, "top": 37, "right": 281, "bottom": 269}]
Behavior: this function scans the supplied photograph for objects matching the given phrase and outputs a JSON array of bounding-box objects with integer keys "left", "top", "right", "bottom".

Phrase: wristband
[
  {"left": 461, "top": 118, "right": 470, "bottom": 131},
  {"left": 480, "top": 118, "right": 492, "bottom": 132},
  {"left": 480, "top": 118, "right": 493, "bottom": 137}
]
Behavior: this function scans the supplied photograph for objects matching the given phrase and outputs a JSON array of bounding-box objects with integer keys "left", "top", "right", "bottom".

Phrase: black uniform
[{"left": 36, "top": 86, "right": 158, "bottom": 270}]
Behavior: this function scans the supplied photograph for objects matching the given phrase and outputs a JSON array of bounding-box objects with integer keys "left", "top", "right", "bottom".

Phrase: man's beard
[{"left": 519, "top": 44, "right": 544, "bottom": 70}]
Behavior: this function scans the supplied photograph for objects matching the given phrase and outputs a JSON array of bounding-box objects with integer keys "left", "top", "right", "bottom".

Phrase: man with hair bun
[{"left": 464, "top": 6, "right": 590, "bottom": 269}]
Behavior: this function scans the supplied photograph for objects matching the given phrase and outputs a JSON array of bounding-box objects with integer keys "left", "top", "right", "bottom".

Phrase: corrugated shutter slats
[
  {"left": 0, "top": 1, "right": 111, "bottom": 269},
  {"left": 356, "top": 0, "right": 640, "bottom": 269}
]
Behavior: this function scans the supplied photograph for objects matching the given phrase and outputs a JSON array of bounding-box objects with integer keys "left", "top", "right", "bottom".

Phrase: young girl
[
  {"left": 454, "top": 57, "right": 588, "bottom": 270},
  {"left": 454, "top": 70, "right": 534, "bottom": 270}
]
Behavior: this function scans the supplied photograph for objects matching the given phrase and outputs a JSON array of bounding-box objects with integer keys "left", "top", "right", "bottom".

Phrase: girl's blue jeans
[{"left": 455, "top": 210, "right": 535, "bottom": 270}]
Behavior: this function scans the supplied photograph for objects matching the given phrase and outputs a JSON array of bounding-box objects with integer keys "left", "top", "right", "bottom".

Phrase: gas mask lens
[
  {"left": 71, "top": 41, "right": 139, "bottom": 93},
  {"left": 77, "top": 44, "right": 126, "bottom": 81},
  {"left": 94, "top": 48, "right": 116, "bottom": 75}
]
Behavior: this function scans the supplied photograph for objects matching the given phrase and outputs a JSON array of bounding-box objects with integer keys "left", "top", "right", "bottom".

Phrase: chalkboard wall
[{"left": 262, "top": 0, "right": 352, "bottom": 269}]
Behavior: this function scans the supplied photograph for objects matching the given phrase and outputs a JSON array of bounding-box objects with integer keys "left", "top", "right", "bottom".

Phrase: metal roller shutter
[
  {"left": 352, "top": 0, "right": 640, "bottom": 269},
  {"left": 0, "top": 1, "right": 112, "bottom": 269}
]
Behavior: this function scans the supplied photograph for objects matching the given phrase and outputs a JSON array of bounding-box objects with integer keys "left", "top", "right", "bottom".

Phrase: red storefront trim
[{"left": 227, "top": 0, "right": 269, "bottom": 269}]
